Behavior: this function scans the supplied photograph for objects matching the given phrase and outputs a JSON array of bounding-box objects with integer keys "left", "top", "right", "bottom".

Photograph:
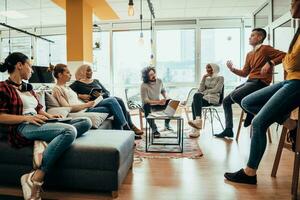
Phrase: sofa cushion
[
  {"left": 68, "top": 112, "right": 108, "bottom": 129},
  {"left": 0, "top": 130, "right": 134, "bottom": 171},
  {"left": 45, "top": 91, "right": 60, "bottom": 109}
]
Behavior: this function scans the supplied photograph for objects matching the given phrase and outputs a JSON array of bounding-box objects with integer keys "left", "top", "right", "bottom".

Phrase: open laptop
[{"left": 149, "top": 100, "right": 180, "bottom": 117}]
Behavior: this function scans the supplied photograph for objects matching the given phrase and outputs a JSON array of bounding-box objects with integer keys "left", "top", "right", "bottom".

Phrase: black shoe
[
  {"left": 224, "top": 168, "right": 257, "bottom": 185},
  {"left": 243, "top": 114, "right": 253, "bottom": 128},
  {"left": 153, "top": 131, "right": 161, "bottom": 138},
  {"left": 164, "top": 124, "right": 173, "bottom": 131},
  {"left": 214, "top": 128, "right": 234, "bottom": 138}
]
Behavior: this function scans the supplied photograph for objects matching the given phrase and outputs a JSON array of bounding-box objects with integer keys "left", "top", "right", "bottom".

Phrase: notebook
[
  {"left": 91, "top": 95, "right": 103, "bottom": 108},
  {"left": 149, "top": 100, "right": 180, "bottom": 117}
]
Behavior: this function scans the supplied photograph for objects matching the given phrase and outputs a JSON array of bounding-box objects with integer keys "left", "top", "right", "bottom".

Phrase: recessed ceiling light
[{"left": 0, "top": 10, "right": 28, "bottom": 19}]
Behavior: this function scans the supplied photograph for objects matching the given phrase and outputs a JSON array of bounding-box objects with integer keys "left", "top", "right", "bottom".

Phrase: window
[
  {"left": 200, "top": 28, "right": 241, "bottom": 93},
  {"left": 36, "top": 35, "right": 66, "bottom": 66},
  {"left": 273, "top": 20, "right": 293, "bottom": 83},
  {"left": 1, "top": 36, "right": 32, "bottom": 81},
  {"left": 156, "top": 29, "right": 195, "bottom": 84},
  {"left": 273, "top": 0, "right": 290, "bottom": 21},
  {"left": 113, "top": 30, "right": 151, "bottom": 96},
  {"left": 93, "top": 31, "right": 110, "bottom": 87},
  {"left": 254, "top": 3, "right": 270, "bottom": 28},
  {"left": 1, "top": 36, "right": 32, "bottom": 60}
]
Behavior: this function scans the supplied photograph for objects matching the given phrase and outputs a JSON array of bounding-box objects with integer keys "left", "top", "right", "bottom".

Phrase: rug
[{"left": 134, "top": 129, "right": 203, "bottom": 159}]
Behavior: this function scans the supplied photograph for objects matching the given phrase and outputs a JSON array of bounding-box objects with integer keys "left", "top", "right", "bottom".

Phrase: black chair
[{"left": 202, "top": 86, "right": 225, "bottom": 135}]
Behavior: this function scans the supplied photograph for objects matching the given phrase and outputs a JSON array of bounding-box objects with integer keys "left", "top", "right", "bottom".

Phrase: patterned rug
[{"left": 134, "top": 129, "right": 203, "bottom": 159}]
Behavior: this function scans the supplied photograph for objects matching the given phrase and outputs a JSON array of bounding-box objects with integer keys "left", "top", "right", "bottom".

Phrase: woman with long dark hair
[
  {"left": 0, "top": 52, "right": 92, "bottom": 199},
  {"left": 224, "top": 0, "right": 300, "bottom": 185}
]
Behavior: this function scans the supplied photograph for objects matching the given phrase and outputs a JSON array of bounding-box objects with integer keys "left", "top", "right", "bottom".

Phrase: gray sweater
[
  {"left": 141, "top": 78, "right": 166, "bottom": 104},
  {"left": 199, "top": 76, "right": 224, "bottom": 105}
]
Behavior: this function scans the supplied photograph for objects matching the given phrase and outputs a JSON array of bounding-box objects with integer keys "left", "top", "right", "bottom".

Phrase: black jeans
[
  {"left": 143, "top": 101, "right": 170, "bottom": 132},
  {"left": 191, "top": 92, "right": 211, "bottom": 120},
  {"left": 223, "top": 79, "right": 268, "bottom": 129}
]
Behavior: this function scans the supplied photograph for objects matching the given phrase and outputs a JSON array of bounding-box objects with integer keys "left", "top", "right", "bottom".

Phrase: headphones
[{"left": 6, "top": 78, "right": 33, "bottom": 92}]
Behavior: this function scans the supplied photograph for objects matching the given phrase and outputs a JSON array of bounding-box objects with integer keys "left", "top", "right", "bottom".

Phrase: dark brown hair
[
  {"left": 51, "top": 63, "right": 67, "bottom": 79},
  {"left": 0, "top": 52, "right": 29, "bottom": 73},
  {"left": 141, "top": 66, "right": 156, "bottom": 83}
]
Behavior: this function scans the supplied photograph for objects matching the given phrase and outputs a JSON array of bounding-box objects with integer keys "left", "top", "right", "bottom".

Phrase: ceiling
[{"left": 0, "top": 0, "right": 275, "bottom": 29}]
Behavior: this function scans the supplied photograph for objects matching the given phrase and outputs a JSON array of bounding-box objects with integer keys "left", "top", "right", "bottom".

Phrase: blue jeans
[
  {"left": 88, "top": 97, "right": 128, "bottom": 129},
  {"left": 17, "top": 117, "right": 92, "bottom": 173},
  {"left": 241, "top": 80, "right": 300, "bottom": 169}
]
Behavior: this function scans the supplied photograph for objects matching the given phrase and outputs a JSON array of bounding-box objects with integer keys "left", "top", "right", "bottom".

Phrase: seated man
[
  {"left": 214, "top": 28, "right": 286, "bottom": 138},
  {"left": 140, "top": 66, "right": 171, "bottom": 138}
]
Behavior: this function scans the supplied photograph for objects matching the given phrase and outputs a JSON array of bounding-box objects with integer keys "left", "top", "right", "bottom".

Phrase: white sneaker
[
  {"left": 189, "top": 129, "right": 200, "bottom": 138},
  {"left": 33, "top": 141, "right": 47, "bottom": 169},
  {"left": 188, "top": 119, "right": 202, "bottom": 129},
  {"left": 20, "top": 171, "right": 43, "bottom": 200}
]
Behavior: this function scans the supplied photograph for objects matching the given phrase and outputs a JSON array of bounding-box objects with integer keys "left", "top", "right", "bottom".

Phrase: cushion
[
  {"left": 35, "top": 91, "right": 46, "bottom": 111},
  {"left": 47, "top": 107, "right": 71, "bottom": 118},
  {"left": 68, "top": 112, "right": 108, "bottom": 129},
  {"left": 45, "top": 91, "right": 60, "bottom": 109}
]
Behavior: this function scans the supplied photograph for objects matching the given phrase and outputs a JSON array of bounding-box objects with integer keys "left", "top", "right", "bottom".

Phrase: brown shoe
[{"left": 132, "top": 125, "right": 144, "bottom": 135}]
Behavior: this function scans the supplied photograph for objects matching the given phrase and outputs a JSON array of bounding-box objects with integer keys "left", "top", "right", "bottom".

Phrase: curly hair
[{"left": 141, "top": 66, "right": 156, "bottom": 83}]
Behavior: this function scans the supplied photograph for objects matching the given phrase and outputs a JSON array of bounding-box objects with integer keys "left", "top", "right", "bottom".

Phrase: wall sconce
[{"left": 128, "top": 0, "right": 134, "bottom": 16}]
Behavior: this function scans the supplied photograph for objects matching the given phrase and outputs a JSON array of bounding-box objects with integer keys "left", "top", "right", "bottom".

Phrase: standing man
[
  {"left": 141, "top": 66, "right": 171, "bottom": 138},
  {"left": 214, "top": 28, "right": 286, "bottom": 138}
]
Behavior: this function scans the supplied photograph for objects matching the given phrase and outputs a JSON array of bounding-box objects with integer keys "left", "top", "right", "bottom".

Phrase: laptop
[{"left": 149, "top": 100, "right": 180, "bottom": 117}]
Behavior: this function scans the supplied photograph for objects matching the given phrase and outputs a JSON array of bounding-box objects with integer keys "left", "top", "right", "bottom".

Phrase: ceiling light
[{"left": 128, "top": 0, "right": 134, "bottom": 16}]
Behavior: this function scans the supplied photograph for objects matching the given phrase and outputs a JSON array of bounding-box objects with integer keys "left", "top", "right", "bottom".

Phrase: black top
[{"left": 69, "top": 79, "right": 110, "bottom": 100}]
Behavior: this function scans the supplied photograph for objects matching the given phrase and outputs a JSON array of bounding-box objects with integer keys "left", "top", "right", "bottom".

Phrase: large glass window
[
  {"left": 201, "top": 28, "right": 241, "bottom": 93},
  {"left": 273, "top": 0, "right": 290, "bottom": 21},
  {"left": 1, "top": 36, "right": 32, "bottom": 60},
  {"left": 93, "top": 31, "right": 110, "bottom": 88},
  {"left": 156, "top": 29, "right": 195, "bottom": 84},
  {"left": 254, "top": 3, "right": 270, "bottom": 28},
  {"left": 113, "top": 30, "right": 151, "bottom": 96},
  {"left": 273, "top": 20, "right": 293, "bottom": 83},
  {"left": 36, "top": 35, "right": 66, "bottom": 66},
  {"left": 1, "top": 36, "right": 32, "bottom": 81}
]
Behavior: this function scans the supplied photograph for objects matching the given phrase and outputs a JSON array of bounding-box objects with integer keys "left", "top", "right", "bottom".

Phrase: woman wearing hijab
[
  {"left": 188, "top": 63, "right": 224, "bottom": 138},
  {"left": 69, "top": 64, "right": 143, "bottom": 136}
]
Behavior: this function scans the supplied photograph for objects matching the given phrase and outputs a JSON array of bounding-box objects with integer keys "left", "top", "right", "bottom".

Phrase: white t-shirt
[{"left": 17, "top": 90, "right": 38, "bottom": 115}]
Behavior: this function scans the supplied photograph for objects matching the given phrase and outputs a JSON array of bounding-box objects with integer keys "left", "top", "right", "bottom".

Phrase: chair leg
[
  {"left": 214, "top": 109, "right": 224, "bottom": 130},
  {"left": 203, "top": 109, "right": 207, "bottom": 129},
  {"left": 209, "top": 108, "right": 214, "bottom": 135},
  {"left": 236, "top": 110, "right": 245, "bottom": 141},
  {"left": 139, "top": 110, "right": 144, "bottom": 130},
  {"left": 184, "top": 107, "right": 190, "bottom": 122},
  {"left": 292, "top": 152, "right": 300, "bottom": 199},
  {"left": 271, "top": 126, "right": 288, "bottom": 177}
]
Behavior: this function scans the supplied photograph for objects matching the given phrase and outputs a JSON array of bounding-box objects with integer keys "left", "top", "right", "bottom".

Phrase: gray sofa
[{"left": 0, "top": 129, "right": 134, "bottom": 198}]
